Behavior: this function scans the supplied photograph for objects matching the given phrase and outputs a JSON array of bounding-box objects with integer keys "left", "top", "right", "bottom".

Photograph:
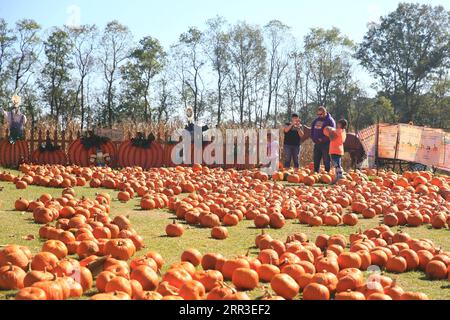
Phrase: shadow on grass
[
  {"left": 24, "top": 218, "right": 37, "bottom": 225},
  {"left": 3, "top": 209, "right": 18, "bottom": 213},
  {"left": 247, "top": 226, "right": 267, "bottom": 230}
]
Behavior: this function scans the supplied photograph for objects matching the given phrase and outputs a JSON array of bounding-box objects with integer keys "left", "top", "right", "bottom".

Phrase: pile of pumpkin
[
  {"left": 2, "top": 223, "right": 447, "bottom": 300},
  {"left": 6, "top": 164, "right": 450, "bottom": 235},
  {"left": 164, "top": 169, "right": 449, "bottom": 234},
  {"left": 1, "top": 165, "right": 101, "bottom": 189},
  {"left": 245, "top": 225, "right": 449, "bottom": 300},
  {"left": 14, "top": 189, "right": 144, "bottom": 260}
]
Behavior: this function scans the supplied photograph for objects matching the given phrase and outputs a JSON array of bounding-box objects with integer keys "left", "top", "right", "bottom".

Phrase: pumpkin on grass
[
  {"left": 303, "top": 283, "right": 330, "bottom": 300},
  {"left": 211, "top": 226, "right": 229, "bottom": 240},
  {"left": 104, "top": 239, "right": 136, "bottom": 260},
  {"left": 193, "top": 270, "right": 223, "bottom": 292},
  {"left": 130, "top": 265, "right": 159, "bottom": 291},
  {"left": 232, "top": 268, "right": 259, "bottom": 291},
  {"left": 179, "top": 280, "right": 206, "bottom": 300},
  {"left": 166, "top": 220, "right": 184, "bottom": 237},
  {"left": 105, "top": 276, "right": 132, "bottom": 296},
  {"left": 181, "top": 249, "right": 202, "bottom": 266},
  {"left": 0, "top": 264, "right": 26, "bottom": 289},
  {"left": 15, "top": 287, "right": 47, "bottom": 300},
  {"left": 425, "top": 260, "right": 448, "bottom": 280},
  {"left": 270, "top": 274, "right": 299, "bottom": 300}
]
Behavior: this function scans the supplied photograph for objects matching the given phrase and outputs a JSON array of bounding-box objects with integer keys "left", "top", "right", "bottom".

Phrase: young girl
[
  {"left": 262, "top": 131, "right": 280, "bottom": 171},
  {"left": 324, "top": 119, "right": 347, "bottom": 182}
]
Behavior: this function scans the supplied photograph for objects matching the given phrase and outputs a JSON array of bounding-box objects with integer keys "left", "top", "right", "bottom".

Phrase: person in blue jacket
[{"left": 311, "top": 106, "right": 336, "bottom": 173}]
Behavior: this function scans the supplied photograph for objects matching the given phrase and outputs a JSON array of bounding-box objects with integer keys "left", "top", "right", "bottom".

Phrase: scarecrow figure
[
  {"left": 1, "top": 94, "right": 27, "bottom": 143},
  {"left": 89, "top": 147, "right": 111, "bottom": 167},
  {"left": 183, "top": 106, "right": 209, "bottom": 165},
  {"left": 184, "top": 106, "right": 209, "bottom": 142}
]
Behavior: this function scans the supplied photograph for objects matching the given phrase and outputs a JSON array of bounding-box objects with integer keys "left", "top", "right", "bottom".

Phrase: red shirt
[{"left": 324, "top": 128, "right": 346, "bottom": 155}]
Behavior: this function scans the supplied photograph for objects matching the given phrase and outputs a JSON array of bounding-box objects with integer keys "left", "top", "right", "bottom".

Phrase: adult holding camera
[
  {"left": 311, "top": 106, "right": 336, "bottom": 173},
  {"left": 283, "top": 113, "right": 304, "bottom": 169}
]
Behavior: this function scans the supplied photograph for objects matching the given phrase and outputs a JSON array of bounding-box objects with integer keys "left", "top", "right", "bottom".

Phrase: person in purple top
[{"left": 311, "top": 106, "right": 336, "bottom": 173}]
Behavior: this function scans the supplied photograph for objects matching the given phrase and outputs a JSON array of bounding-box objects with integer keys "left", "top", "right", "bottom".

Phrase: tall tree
[
  {"left": 204, "top": 16, "right": 230, "bottom": 125},
  {"left": 264, "top": 20, "right": 290, "bottom": 125},
  {"left": 67, "top": 24, "right": 98, "bottom": 130},
  {"left": 415, "top": 68, "right": 450, "bottom": 129},
  {"left": 173, "top": 27, "right": 205, "bottom": 121},
  {"left": 281, "top": 49, "right": 308, "bottom": 121},
  {"left": 154, "top": 73, "right": 175, "bottom": 123},
  {"left": 303, "top": 27, "right": 355, "bottom": 108},
  {"left": 228, "top": 22, "right": 266, "bottom": 125},
  {"left": 0, "top": 19, "right": 16, "bottom": 106},
  {"left": 40, "top": 28, "right": 74, "bottom": 125},
  {"left": 9, "top": 19, "right": 41, "bottom": 93},
  {"left": 99, "top": 21, "right": 132, "bottom": 127},
  {"left": 357, "top": 3, "right": 450, "bottom": 122},
  {"left": 121, "top": 36, "right": 166, "bottom": 122}
]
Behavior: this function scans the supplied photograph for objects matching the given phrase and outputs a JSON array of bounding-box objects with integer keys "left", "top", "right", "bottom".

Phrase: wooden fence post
[
  {"left": 37, "top": 129, "right": 42, "bottom": 151},
  {"left": 375, "top": 122, "right": 380, "bottom": 176},
  {"left": 61, "top": 130, "right": 66, "bottom": 152},
  {"left": 53, "top": 129, "right": 58, "bottom": 146},
  {"left": 29, "top": 127, "right": 35, "bottom": 161},
  {"left": 393, "top": 125, "right": 401, "bottom": 172}
]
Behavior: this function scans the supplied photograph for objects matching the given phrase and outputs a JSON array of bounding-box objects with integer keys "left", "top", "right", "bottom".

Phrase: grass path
[{"left": 0, "top": 168, "right": 449, "bottom": 300}]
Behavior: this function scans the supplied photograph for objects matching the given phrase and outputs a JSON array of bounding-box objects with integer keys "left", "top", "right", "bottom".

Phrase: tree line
[{"left": 0, "top": 2, "right": 448, "bottom": 132}]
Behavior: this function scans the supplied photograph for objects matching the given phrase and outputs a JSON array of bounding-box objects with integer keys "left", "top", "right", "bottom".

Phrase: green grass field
[{"left": 0, "top": 168, "right": 449, "bottom": 300}]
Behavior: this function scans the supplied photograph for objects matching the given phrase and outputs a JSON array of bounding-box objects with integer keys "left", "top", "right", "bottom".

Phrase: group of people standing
[{"left": 283, "top": 106, "right": 347, "bottom": 183}]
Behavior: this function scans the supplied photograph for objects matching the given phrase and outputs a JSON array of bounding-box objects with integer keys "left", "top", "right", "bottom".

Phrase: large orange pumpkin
[
  {"left": 67, "top": 137, "right": 116, "bottom": 167},
  {"left": 0, "top": 139, "right": 29, "bottom": 168}
]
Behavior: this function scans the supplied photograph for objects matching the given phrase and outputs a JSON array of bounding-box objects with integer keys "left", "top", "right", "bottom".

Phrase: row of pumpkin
[
  {"left": 2, "top": 186, "right": 445, "bottom": 300},
  {"left": 0, "top": 138, "right": 257, "bottom": 169}
]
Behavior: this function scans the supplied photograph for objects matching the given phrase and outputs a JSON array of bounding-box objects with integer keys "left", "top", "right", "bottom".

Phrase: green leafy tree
[
  {"left": 173, "top": 27, "right": 206, "bottom": 121},
  {"left": 204, "top": 16, "right": 231, "bottom": 125},
  {"left": 9, "top": 19, "right": 41, "bottom": 93},
  {"left": 228, "top": 22, "right": 266, "bottom": 125},
  {"left": 372, "top": 96, "right": 396, "bottom": 123},
  {"left": 415, "top": 71, "right": 450, "bottom": 129},
  {"left": 67, "top": 24, "right": 98, "bottom": 130},
  {"left": 357, "top": 3, "right": 450, "bottom": 123},
  {"left": 264, "top": 20, "right": 291, "bottom": 125},
  {"left": 304, "top": 27, "right": 355, "bottom": 108},
  {"left": 40, "top": 28, "right": 74, "bottom": 126},
  {"left": 0, "top": 19, "right": 16, "bottom": 107},
  {"left": 99, "top": 21, "right": 132, "bottom": 127},
  {"left": 121, "top": 36, "right": 166, "bottom": 122}
]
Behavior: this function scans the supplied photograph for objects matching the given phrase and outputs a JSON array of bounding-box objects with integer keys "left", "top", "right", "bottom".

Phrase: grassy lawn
[{"left": 0, "top": 168, "right": 449, "bottom": 300}]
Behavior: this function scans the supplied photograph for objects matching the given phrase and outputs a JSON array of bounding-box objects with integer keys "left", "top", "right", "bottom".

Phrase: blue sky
[
  {"left": 0, "top": 0, "right": 448, "bottom": 95},
  {"left": 1, "top": 0, "right": 447, "bottom": 48}
]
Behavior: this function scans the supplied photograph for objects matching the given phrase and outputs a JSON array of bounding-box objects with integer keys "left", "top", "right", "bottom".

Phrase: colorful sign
[
  {"left": 397, "top": 125, "right": 423, "bottom": 162},
  {"left": 414, "top": 128, "right": 443, "bottom": 167},
  {"left": 377, "top": 124, "right": 398, "bottom": 159},
  {"left": 358, "top": 123, "right": 449, "bottom": 172},
  {"left": 438, "top": 133, "right": 450, "bottom": 171}
]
